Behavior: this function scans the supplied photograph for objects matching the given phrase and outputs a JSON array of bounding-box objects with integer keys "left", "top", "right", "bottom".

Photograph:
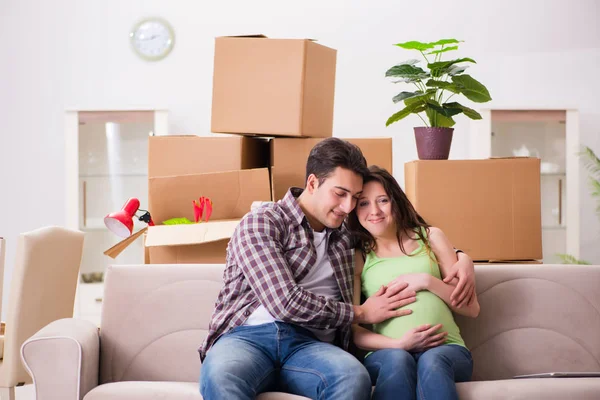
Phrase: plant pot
[{"left": 414, "top": 127, "right": 454, "bottom": 160}]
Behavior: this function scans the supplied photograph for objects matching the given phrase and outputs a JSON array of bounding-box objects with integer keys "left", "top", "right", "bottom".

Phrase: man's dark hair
[{"left": 305, "top": 138, "right": 369, "bottom": 185}]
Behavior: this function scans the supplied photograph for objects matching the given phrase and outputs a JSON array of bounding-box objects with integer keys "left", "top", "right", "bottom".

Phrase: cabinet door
[{"left": 491, "top": 115, "right": 566, "bottom": 263}]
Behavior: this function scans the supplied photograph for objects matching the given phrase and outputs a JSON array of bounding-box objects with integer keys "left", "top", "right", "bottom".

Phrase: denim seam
[{"left": 280, "top": 365, "right": 329, "bottom": 400}]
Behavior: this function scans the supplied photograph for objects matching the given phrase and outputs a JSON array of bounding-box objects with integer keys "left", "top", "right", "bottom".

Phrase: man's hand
[
  {"left": 388, "top": 273, "right": 430, "bottom": 293},
  {"left": 443, "top": 252, "right": 475, "bottom": 307},
  {"left": 355, "top": 283, "right": 416, "bottom": 325},
  {"left": 395, "top": 323, "right": 448, "bottom": 352}
]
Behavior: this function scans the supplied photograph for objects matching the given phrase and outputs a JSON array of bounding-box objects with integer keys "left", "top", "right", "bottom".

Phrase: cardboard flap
[
  {"left": 145, "top": 219, "right": 240, "bottom": 247},
  {"left": 149, "top": 168, "right": 271, "bottom": 224}
]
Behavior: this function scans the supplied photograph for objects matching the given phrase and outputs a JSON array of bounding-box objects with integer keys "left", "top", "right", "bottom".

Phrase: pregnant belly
[{"left": 374, "top": 291, "right": 456, "bottom": 339}]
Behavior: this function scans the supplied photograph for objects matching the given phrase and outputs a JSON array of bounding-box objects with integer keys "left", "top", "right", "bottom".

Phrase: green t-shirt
[{"left": 361, "top": 230, "right": 466, "bottom": 348}]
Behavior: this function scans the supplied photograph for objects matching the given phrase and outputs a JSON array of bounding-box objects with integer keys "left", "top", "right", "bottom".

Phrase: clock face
[{"left": 130, "top": 18, "right": 175, "bottom": 61}]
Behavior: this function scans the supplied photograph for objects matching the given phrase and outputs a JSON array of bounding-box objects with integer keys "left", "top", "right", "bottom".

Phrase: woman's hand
[
  {"left": 388, "top": 273, "right": 431, "bottom": 293},
  {"left": 443, "top": 253, "right": 476, "bottom": 307},
  {"left": 395, "top": 323, "right": 448, "bottom": 352}
]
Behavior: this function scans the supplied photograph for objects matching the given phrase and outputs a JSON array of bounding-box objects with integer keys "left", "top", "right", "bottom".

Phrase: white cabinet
[{"left": 65, "top": 110, "right": 169, "bottom": 323}]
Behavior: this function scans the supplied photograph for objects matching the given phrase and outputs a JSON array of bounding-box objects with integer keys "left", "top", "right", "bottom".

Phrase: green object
[
  {"left": 361, "top": 230, "right": 466, "bottom": 349},
  {"left": 386, "top": 39, "right": 492, "bottom": 128},
  {"left": 162, "top": 217, "right": 193, "bottom": 225}
]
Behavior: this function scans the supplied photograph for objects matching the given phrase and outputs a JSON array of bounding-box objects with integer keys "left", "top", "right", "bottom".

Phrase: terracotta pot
[{"left": 414, "top": 127, "right": 454, "bottom": 160}]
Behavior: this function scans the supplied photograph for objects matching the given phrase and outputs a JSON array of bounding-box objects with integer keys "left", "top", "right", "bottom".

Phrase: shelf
[
  {"left": 542, "top": 225, "right": 566, "bottom": 230},
  {"left": 540, "top": 172, "right": 566, "bottom": 176}
]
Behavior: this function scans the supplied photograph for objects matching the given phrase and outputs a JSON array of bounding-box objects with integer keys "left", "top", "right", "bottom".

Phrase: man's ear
[{"left": 305, "top": 174, "right": 319, "bottom": 194}]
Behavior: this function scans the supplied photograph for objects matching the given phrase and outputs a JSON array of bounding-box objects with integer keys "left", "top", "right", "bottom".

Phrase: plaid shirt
[{"left": 199, "top": 188, "right": 356, "bottom": 361}]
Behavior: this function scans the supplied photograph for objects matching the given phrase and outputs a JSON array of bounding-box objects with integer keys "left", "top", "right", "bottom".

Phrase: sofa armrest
[{"left": 21, "top": 318, "right": 99, "bottom": 400}]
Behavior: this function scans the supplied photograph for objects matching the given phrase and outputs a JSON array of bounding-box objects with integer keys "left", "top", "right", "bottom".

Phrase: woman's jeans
[
  {"left": 200, "top": 322, "right": 372, "bottom": 400},
  {"left": 363, "top": 344, "right": 473, "bottom": 400}
]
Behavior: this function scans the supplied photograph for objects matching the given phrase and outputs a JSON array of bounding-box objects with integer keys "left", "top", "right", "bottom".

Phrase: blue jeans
[
  {"left": 363, "top": 344, "right": 473, "bottom": 400},
  {"left": 199, "top": 322, "right": 372, "bottom": 400}
]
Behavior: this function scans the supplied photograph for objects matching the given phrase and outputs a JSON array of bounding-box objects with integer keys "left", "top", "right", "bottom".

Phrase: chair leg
[{"left": 0, "top": 387, "right": 15, "bottom": 400}]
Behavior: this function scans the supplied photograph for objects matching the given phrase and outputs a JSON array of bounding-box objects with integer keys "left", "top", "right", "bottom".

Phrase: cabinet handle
[
  {"left": 83, "top": 180, "right": 87, "bottom": 227},
  {"left": 558, "top": 179, "right": 562, "bottom": 225},
  {"left": 95, "top": 297, "right": 103, "bottom": 303}
]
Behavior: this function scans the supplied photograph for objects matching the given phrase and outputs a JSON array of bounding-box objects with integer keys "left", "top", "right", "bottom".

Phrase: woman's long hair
[{"left": 348, "top": 165, "right": 431, "bottom": 256}]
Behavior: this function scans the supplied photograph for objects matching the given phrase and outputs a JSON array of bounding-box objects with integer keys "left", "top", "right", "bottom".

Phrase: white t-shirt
[{"left": 244, "top": 229, "right": 341, "bottom": 342}]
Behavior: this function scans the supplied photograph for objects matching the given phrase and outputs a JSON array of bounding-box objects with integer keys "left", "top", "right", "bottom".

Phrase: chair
[{"left": 0, "top": 227, "right": 84, "bottom": 400}]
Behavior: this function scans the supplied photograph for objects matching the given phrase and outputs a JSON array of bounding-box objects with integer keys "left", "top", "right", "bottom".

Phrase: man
[{"left": 199, "top": 138, "right": 475, "bottom": 399}]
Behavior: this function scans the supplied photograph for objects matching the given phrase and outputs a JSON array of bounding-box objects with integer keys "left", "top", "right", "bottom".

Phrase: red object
[
  {"left": 204, "top": 198, "right": 213, "bottom": 222},
  {"left": 192, "top": 197, "right": 213, "bottom": 223},
  {"left": 104, "top": 198, "right": 154, "bottom": 237}
]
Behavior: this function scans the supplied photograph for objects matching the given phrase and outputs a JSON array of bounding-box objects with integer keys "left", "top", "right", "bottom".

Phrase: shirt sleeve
[{"left": 230, "top": 209, "right": 353, "bottom": 329}]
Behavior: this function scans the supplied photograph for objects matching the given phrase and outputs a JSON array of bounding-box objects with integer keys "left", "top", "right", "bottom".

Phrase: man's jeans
[
  {"left": 363, "top": 344, "right": 473, "bottom": 400},
  {"left": 200, "top": 322, "right": 371, "bottom": 400}
]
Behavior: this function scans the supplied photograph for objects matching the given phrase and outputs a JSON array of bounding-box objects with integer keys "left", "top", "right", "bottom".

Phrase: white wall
[{"left": 1, "top": 0, "right": 599, "bottom": 310}]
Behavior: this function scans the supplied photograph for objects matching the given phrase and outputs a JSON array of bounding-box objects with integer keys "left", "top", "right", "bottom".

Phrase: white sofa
[{"left": 21, "top": 263, "right": 600, "bottom": 399}]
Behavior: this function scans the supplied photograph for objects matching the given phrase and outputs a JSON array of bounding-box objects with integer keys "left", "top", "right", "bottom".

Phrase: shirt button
[{"left": 244, "top": 310, "right": 250, "bottom": 317}]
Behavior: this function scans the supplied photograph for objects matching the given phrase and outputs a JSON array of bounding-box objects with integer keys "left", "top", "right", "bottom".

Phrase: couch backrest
[
  {"left": 455, "top": 264, "right": 600, "bottom": 380},
  {"left": 100, "top": 263, "right": 600, "bottom": 384},
  {"left": 99, "top": 264, "right": 223, "bottom": 384}
]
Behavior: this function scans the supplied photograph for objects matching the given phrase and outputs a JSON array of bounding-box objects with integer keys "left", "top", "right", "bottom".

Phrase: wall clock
[{"left": 130, "top": 18, "right": 175, "bottom": 61}]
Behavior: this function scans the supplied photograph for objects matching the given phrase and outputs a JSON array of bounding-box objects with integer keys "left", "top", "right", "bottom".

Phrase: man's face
[{"left": 307, "top": 167, "right": 364, "bottom": 230}]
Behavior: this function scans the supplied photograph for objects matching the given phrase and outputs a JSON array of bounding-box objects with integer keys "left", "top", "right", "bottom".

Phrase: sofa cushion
[
  {"left": 455, "top": 265, "right": 600, "bottom": 380},
  {"left": 456, "top": 378, "right": 600, "bottom": 399},
  {"left": 83, "top": 381, "right": 310, "bottom": 400}
]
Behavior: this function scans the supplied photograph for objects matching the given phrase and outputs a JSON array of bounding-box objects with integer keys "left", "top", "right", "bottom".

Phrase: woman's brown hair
[{"left": 348, "top": 165, "right": 431, "bottom": 256}]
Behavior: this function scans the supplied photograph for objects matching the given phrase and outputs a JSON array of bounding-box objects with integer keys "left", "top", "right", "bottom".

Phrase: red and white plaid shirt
[{"left": 199, "top": 188, "right": 356, "bottom": 361}]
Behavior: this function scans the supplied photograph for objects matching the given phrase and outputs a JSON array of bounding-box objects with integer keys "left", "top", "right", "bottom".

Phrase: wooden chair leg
[{"left": 0, "top": 387, "right": 15, "bottom": 400}]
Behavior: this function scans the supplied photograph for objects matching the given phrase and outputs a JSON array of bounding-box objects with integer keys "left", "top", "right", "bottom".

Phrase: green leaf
[
  {"left": 451, "top": 74, "right": 492, "bottom": 103},
  {"left": 556, "top": 253, "right": 591, "bottom": 265},
  {"left": 162, "top": 217, "right": 193, "bottom": 225},
  {"left": 425, "top": 106, "right": 456, "bottom": 127},
  {"left": 426, "top": 100, "right": 462, "bottom": 118},
  {"left": 394, "top": 41, "right": 434, "bottom": 51},
  {"left": 426, "top": 80, "right": 460, "bottom": 93},
  {"left": 426, "top": 46, "right": 458, "bottom": 55},
  {"left": 393, "top": 91, "right": 422, "bottom": 103},
  {"left": 428, "top": 58, "right": 476, "bottom": 77},
  {"left": 385, "top": 64, "right": 428, "bottom": 79},
  {"left": 447, "top": 64, "right": 469, "bottom": 76},
  {"left": 386, "top": 102, "right": 423, "bottom": 126},
  {"left": 443, "top": 102, "right": 482, "bottom": 119},
  {"left": 429, "top": 39, "right": 462, "bottom": 46}
]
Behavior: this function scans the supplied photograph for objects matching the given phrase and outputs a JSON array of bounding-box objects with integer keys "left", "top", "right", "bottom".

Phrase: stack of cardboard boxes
[{"left": 144, "top": 36, "right": 393, "bottom": 264}]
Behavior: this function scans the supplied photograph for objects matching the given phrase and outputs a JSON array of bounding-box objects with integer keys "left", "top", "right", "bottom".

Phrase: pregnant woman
[{"left": 348, "top": 166, "right": 480, "bottom": 400}]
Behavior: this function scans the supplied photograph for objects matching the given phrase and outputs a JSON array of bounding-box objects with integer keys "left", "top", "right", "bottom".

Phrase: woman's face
[{"left": 355, "top": 181, "right": 394, "bottom": 237}]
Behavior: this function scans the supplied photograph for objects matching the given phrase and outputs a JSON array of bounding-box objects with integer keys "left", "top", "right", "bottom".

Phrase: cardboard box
[
  {"left": 145, "top": 220, "right": 239, "bottom": 264},
  {"left": 211, "top": 36, "right": 336, "bottom": 137},
  {"left": 149, "top": 168, "right": 272, "bottom": 225},
  {"left": 148, "top": 135, "right": 269, "bottom": 177},
  {"left": 270, "top": 138, "right": 393, "bottom": 201},
  {"left": 404, "top": 158, "right": 542, "bottom": 262}
]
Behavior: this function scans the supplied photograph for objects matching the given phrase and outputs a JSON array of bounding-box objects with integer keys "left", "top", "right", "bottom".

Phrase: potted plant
[{"left": 385, "top": 39, "right": 492, "bottom": 159}]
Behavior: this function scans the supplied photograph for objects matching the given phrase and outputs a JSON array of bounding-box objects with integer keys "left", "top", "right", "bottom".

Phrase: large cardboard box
[
  {"left": 148, "top": 135, "right": 269, "bottom": 177},
  {"left": 149, "top": 168, "right": 272, "bottom": 225},
  {"left": 404, "top": 158, "right": 542, "bottom": 262},
  {"left": 270, "top": 138, "right": 393, "bottom": 201},
  {"left": 211, "top": 36, "right": 336, "bottom": 137},
  {"left": 145, "top": 220, "right": 239, "bottom": 264}
]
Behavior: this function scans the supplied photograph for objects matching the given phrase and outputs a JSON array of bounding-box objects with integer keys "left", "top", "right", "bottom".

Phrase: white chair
[{"left": 0, "top": 227, "right": 84, "bottom": 399}]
